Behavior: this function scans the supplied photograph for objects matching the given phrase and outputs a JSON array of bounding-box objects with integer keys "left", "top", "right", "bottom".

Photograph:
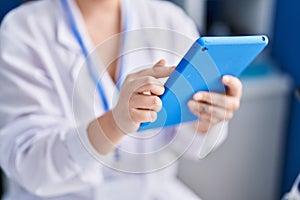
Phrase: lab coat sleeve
[
  {"left": 0, "top": 12, "right": 100, "bottom": 197},
  {"left": 169, "top": 121, "right": 229, "bottom": 161}
]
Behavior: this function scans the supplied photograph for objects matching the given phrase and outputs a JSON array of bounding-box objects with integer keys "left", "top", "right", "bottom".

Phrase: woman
[{"left": 0, "top": 0, "right": 242, "bottom": 199}]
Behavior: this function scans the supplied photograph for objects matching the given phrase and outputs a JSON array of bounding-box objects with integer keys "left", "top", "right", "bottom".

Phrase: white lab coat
[{"left": 0, "top": 0, "right": 228, "bottom": 199}]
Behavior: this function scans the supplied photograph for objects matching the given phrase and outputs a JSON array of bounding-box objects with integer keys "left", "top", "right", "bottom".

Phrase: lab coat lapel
[
  {"left": 56, "top": 19, "right": 80, "bottom": 53},
  {"left": 57, "top": 0, "right": 121, "bottom": 112},
  {"left": 56, "top": 0, "right": 82, "bottom": 52}
]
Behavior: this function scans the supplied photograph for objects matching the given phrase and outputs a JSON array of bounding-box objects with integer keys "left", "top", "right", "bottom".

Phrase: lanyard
[
  {"left": 61, "top": 0, "right": 128, "bottom": 162},
  {"left": 60, "top": 0, "right": 127, "bottom": 111}
]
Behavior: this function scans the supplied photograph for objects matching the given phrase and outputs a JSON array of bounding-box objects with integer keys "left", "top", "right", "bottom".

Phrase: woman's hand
[
  {"left": 88, "top": 60, "right": 173, "bottom": 155},
  {"left": 112, "top": 59, "right": 174, "bottom": 133},
  {"left": 188, "top": 75, "right": 243, "bottom": 133}
]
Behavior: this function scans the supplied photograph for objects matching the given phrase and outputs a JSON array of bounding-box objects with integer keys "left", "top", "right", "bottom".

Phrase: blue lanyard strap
[
  {"left": 61, "top": 0, "right": 125, "bottom": 162},
  {"left": 61, "top": 0, "right": 110, "bottom": 111}
]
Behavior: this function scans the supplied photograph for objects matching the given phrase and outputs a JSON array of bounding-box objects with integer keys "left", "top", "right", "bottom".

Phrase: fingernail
[
  {"left": 142, "top": 91, "right": 151, "bottom": 96},
  {"left": 150, "top": 112, "right": 157, "bottom": 122},
  {"left": 194, "top": 93, "right": 203, "bottom": 100},
  {"left": 188, "top": 100, "right": 197, "bottom": 109},
  {"left": 223, "top": 76, "right": 230, "bottom": 83}
]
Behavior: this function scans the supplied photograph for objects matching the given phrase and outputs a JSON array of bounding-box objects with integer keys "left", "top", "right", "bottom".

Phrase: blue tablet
[{"left": 139, "top": 35, "right": 269, "bottom": 131}]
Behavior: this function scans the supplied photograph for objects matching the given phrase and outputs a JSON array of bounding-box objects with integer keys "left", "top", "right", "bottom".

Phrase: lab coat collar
[
  {"left": 55, "top": 0, "right": 152, "bottom": 85},
  {"left": 56, "top": 0, "right": 94, "bottom": 52},
  {"left": 56, "top": 20, "right": 80, "bottom": 52}
]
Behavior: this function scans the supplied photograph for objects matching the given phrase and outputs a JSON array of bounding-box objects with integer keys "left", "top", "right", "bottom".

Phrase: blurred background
[{"left": 0, "top": 0, "right": 299, "bottom": 199}]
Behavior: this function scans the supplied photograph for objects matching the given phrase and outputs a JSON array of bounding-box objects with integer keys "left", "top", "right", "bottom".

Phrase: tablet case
[{"left": 139, "top": 35, "right": 269, "bottom": 131}]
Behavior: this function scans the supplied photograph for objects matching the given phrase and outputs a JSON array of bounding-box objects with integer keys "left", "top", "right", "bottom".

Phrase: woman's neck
[
  {"left": 75, "top": 0, "right": 121, "bottom": 18},
  {"left": 75, "top": 0, "right": 122, "bottom": 83},
  {"left": 75, "top": 0, "right": 122, "bottom": 43}
]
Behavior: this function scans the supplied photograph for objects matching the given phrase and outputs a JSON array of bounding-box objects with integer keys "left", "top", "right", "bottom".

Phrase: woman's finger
[
  {"left": 188, "top": 100, "right": 233, "bottom": 121},
  {"left": 130, "top": 108, "right": 157, "bottom": 123},
  {"left": 135, "top": 64, "right": 174, "bottom": 79},
  {"left": 193, "top": 92, "right": 240, "bottom": 111},
  {"left": 193, "top": 92, "right": 225, "bottom": 108},
  {"left": 130, "top": 94, "right": 162, "bottom": 112},
  {"left": 153, "top": 59, "right": 166, "bottom": 67},
  {"left": 222, "top": 75, "right": 243, "bottom": 98},
  {"left": 130, "top": 76, "right": 165, "bottom": 96}
]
